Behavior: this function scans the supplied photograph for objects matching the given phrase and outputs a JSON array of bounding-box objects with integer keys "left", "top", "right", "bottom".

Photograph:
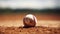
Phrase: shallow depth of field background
[
  {"left": 0, "top": 0, "right": 60, "bottom": 27},
  {"left": 0, "top": 11, "right": 60, "bottom": 27}
]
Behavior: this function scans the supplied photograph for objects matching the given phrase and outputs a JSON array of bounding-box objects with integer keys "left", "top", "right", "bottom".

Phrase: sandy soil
[
  {"left": 0, "top": 14, "right": 60, "bottom": 34},
  {"left": 0, "top": 14, "right": 60, "bottom": 27},
  {"left": 0, "top": 26, "right": 60, "bottom": 34},
  {"left": 0, "top": 13, "right": 60, "bottom": 21}
]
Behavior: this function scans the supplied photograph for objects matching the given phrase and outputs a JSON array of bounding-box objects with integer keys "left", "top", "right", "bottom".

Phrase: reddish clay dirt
[
  {"left": 0, "top": 14, "right": 60, "bottom": 34},
  {"left": 0, "top": 26, "right": 60, "bottom": 34},
  {"left": 0, "top": 13, "right": 60, "bottom": 21}
]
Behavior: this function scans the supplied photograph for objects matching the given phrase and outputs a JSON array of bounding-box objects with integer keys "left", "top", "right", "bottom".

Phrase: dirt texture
[{"left": 0, "top": 26, "right": 60, "bottom": 34}]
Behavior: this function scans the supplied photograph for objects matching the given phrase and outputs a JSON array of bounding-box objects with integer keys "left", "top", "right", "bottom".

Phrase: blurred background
[{"left": 0, "top": 0, "right": 60, "bottom": 27}]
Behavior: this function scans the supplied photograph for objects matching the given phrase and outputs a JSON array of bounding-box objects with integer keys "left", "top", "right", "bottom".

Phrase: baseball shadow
[{"left": 19, "top": 26, "right": 46, "bottom": 28}]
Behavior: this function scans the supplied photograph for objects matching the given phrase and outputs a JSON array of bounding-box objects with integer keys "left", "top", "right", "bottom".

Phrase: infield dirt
[{"left": 0, "top": 13, "right": 60, "bottom": 34}]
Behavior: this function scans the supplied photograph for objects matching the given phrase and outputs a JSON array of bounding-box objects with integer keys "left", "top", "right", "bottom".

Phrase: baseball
[{"left": 23, "top": 14, "right": 37, "bottom": 27}]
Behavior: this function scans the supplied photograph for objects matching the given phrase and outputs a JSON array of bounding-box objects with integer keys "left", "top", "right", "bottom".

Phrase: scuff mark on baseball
[{"left": 23, "top": 14, "right": 37, "bottom": 27}]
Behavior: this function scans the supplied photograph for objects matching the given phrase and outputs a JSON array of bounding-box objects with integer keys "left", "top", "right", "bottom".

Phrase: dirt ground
[
  {"left": 0, "top": 13, "right": 60, "bottom": 21},
  {"left": 0, "top": 14, "right": 60, "bottom": 27},
  {"left": 0, "top": 26, "right": 60, "bottom": 34},
  {"left": 0, "top": 14, "right": 60, "bottom": 34}
]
